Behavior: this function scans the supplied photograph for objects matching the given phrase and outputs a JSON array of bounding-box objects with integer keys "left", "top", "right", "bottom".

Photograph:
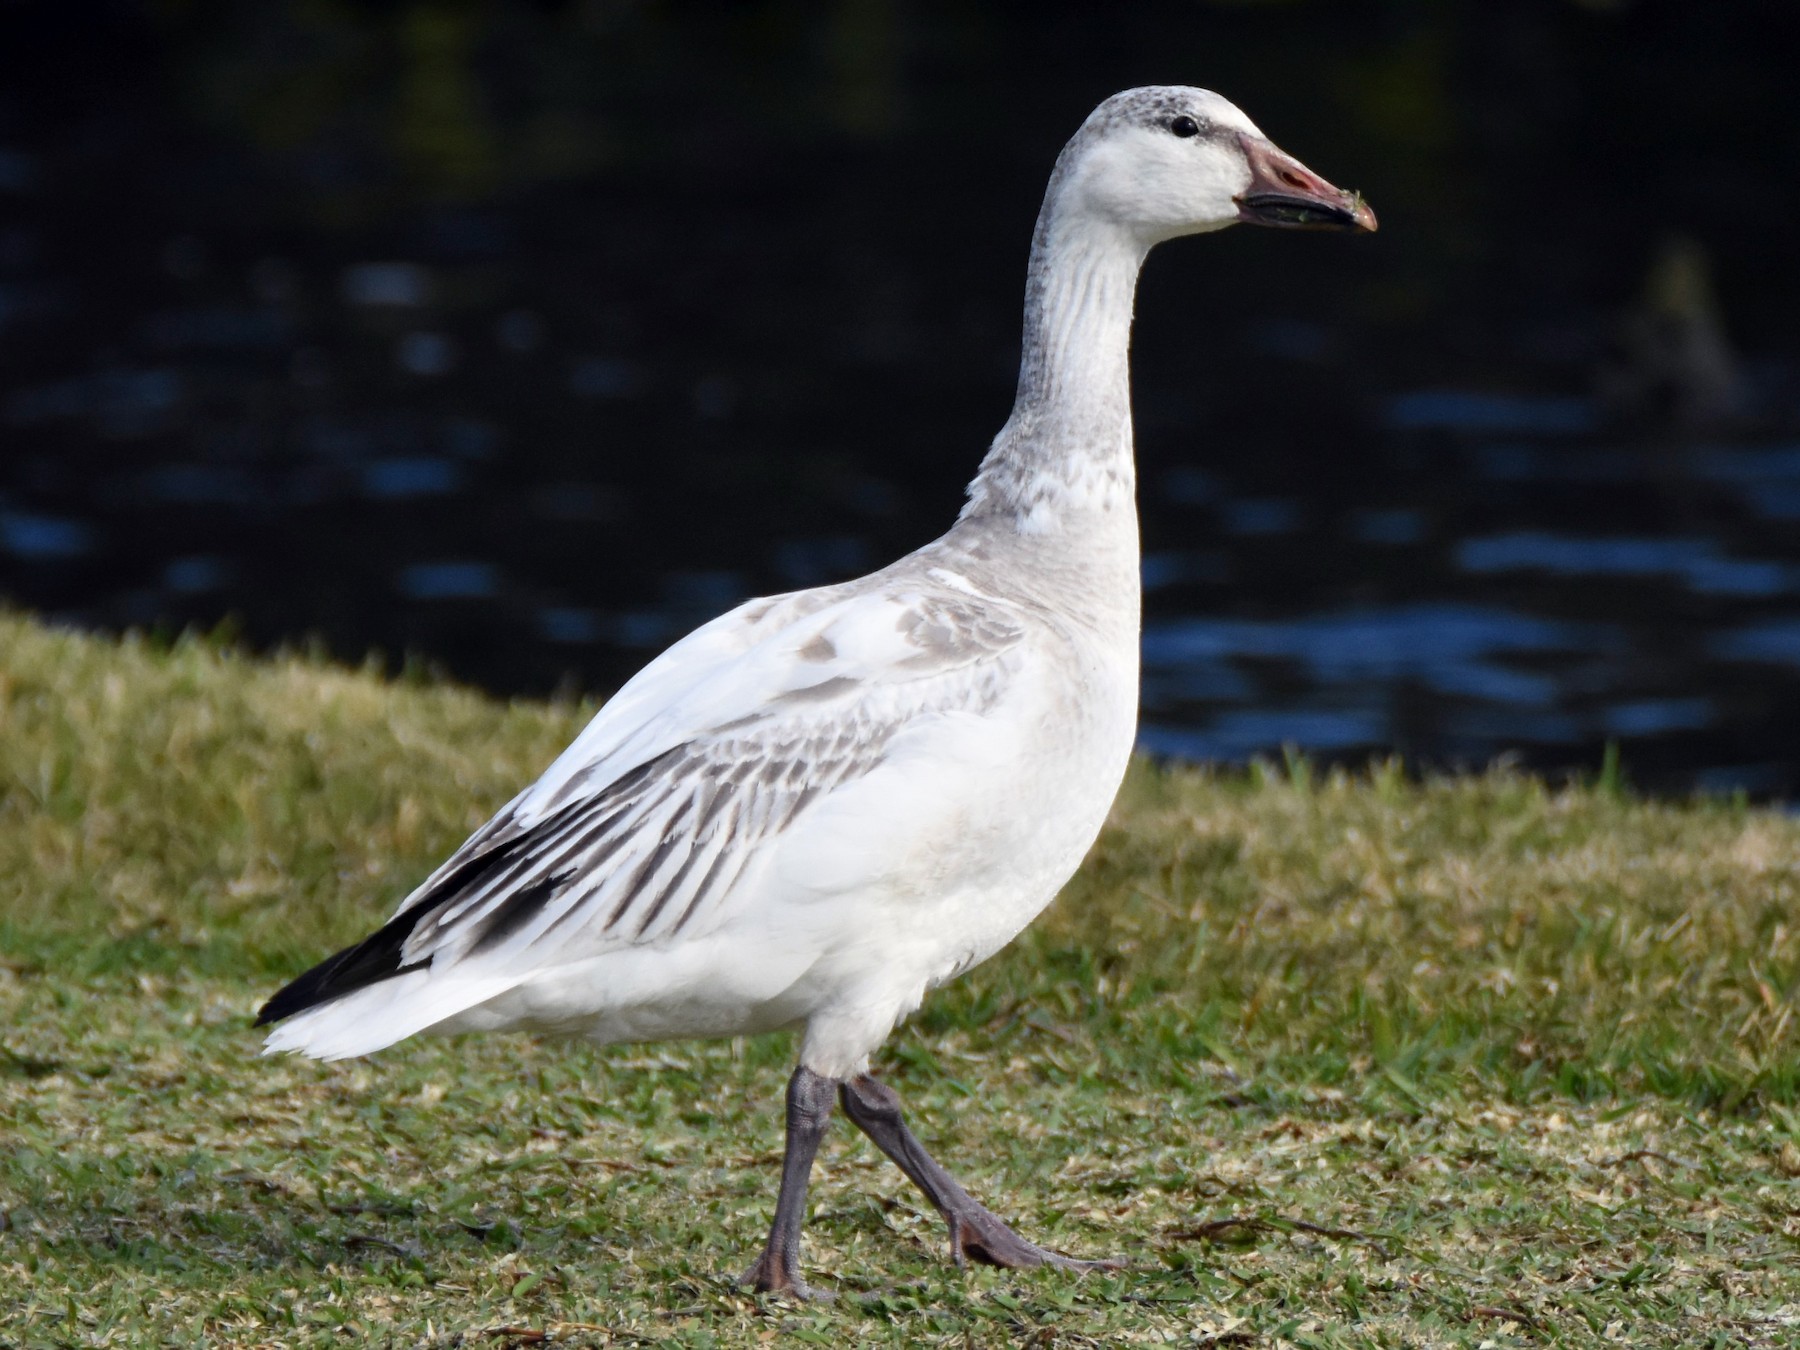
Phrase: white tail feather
[{"left": 260, "top": 969, "right": 520, "bottom": 1061}]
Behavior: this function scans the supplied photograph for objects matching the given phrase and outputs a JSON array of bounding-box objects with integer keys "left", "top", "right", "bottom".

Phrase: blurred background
[{"left": 1, "top": 0, "right": 1797, "bottom": 794}]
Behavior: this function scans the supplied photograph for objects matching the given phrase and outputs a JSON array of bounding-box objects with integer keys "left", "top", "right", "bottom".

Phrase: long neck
[{"left": 961, "top": 193, "right": 1148, "bottom": 530}]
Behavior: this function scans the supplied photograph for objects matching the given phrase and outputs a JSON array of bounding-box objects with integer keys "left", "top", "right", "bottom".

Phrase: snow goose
[{"left": 258, "top": 85, "right": 1375, "bottom": 1297}]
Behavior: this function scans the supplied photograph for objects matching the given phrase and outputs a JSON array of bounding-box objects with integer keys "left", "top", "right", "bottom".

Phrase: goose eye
[{"left": 1169, "top": 115, "right": 1201, "bottom": 139}]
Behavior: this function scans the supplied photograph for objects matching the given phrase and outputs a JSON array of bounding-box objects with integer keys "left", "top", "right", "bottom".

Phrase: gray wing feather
[{"left": 387, "top": 590, "right": 1024, "bottom": 973}]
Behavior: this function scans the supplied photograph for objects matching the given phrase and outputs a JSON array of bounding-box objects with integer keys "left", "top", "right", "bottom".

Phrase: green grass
[{"left": 3, "top": 611, "right": 1799, "bottom": 1347}]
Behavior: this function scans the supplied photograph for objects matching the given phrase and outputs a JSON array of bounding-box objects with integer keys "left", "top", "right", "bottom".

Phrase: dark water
[{"left": 4, "top": 2, "right": 1800, "bottom": 794}]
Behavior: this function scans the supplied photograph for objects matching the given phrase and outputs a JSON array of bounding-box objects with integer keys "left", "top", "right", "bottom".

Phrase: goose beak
[{"left": 1234, "top": 134, "right": 1378, "bottom": 233}]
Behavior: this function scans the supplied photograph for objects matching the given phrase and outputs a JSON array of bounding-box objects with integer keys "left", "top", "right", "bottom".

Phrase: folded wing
[{"left": 258, "top": 578, "right": 1027, "bottom": 1042}]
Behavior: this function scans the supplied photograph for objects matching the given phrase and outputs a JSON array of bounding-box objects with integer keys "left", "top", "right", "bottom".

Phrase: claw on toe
[
  {"left": 946, "top": 1210, "right": 1121, "bottom": 1274},
  {"left": 950, "top": 1224, "right": 1116, "bottom": 1274}
]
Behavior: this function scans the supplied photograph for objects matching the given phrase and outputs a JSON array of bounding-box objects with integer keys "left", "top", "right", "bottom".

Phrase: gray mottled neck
[{"left": 961, "top": 181, "right": 1148, "bottom": 528}]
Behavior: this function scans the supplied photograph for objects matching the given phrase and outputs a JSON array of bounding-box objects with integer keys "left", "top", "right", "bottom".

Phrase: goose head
[{"left": 1055, "top": 86, "right": 1377, "bottom": 245}]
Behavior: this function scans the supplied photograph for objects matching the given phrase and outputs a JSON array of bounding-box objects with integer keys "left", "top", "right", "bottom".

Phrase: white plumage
[
  {"left": 260, "top": 85, "right": 1374, "bottom": 1296},
  {"left": 262, "top": 571, "right": 1133, "bottom": 1073}
]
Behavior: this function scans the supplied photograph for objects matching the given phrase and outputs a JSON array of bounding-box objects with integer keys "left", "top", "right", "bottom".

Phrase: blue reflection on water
[
  {"left": 1423, "top": 660, "right": 1558, "bottom": 706},
  {"left": 1688, "top": 444, "right": 1800, "bottom": 483},
  {"left": 1141, "top": 662, "right": 1255, "bottom": 703},
  {"left": 163, "top": 556, "right": 231, "bottom": 592},
  {"left": 1469, "top": 443, "right": 1640, "bottom": 482},
  {"left": 5, "top": 369, "right": 181, "bottom": 429},
  {"left": 1221, "top": 498, "right": 1301, "bottom": 536},
  {"left": 1140, "top": 706, "right": 1388, "bottom": 761},
  {"left": 1713, "top": 620, "right": 1800, "bottom": 668},
  {"left": 1457, "top": 532, "right": 1793, "bottom": 597},
  {"left": 539, "top": 607, "right": 600, "bottom": 643},
  {"left": 1684, "top": 557, "right": 1792, "bottom": 595},
  {"left": 1386, "top": 390, "right": 1599, "bottom": 435},
  {"left": 0, "top": 510, "right": 95, "bottom": 559},
  {"left": 1143, "top": 603, "right": 1591, "bottom": 706},
  {"left": 605, "top": 611, "right": 683, "bottom": 647},
  {"left": 1688, "top": 444, "right": 1800, "bottom": 518},
  {"left": 1474, "top": 441, "right": 1800, "bottom": 527},
  {"left": 1738, "top": 486, "right": 1800, "bottom": 520},
  {"left": 1601, "top": 698, "right": 1713, "bottom": 738},
  {"left": 1141, "top": 551, "right": 1230, "bottom": 590},
  {"left": 395, "top": 562, "right": 500, "bottom": 600},
  {"left": 1445, "top": 706, "right": 1585, "bottom": 745},
  {"left": 361, "top": 457, "right": 461, "bottom": 498}
]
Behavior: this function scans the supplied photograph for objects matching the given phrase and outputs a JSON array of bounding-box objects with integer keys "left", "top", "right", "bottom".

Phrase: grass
[{"left": 2, "top": 610, "right": 1799, "bottom": 1347}]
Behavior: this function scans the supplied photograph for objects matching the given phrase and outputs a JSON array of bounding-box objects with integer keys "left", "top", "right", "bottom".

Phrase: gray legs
[
  {"left": 740, "top": 1065, "right": 838, "bottom": 1299},
  {"left": 838, "top": 1073, "right": 1120, "bottom": 1273},
  {"left": 742, "top": 1065, "right": 1118, "bottom": 1298}
]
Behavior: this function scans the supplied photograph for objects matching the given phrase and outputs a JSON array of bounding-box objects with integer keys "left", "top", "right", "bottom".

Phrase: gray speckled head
[
  {"left": 1037, "top": 86, "right": 1270, "bottom": 249},
  {"left": 1074, "top": 85, "right": 1264, "bottom": 143}
]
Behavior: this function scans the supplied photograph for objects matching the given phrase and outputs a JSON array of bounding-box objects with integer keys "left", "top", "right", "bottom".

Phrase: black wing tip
[
  {"left": 254, "top": 947, "right": 355, "bottom": 1026},
  {"left": 254, "top": 974, "right": 320, "bottom": 1026},
  {"left": 253, "top": 909, "right": 433, "bottom": 1027},
  {"left": 255, "top": 801, "right": 571, "bottom": 1029}
]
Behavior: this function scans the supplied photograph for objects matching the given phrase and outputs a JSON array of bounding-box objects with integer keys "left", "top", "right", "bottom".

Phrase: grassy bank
[{"left": 2, "top": 613, "right": 1798, "bottom": 1347}]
